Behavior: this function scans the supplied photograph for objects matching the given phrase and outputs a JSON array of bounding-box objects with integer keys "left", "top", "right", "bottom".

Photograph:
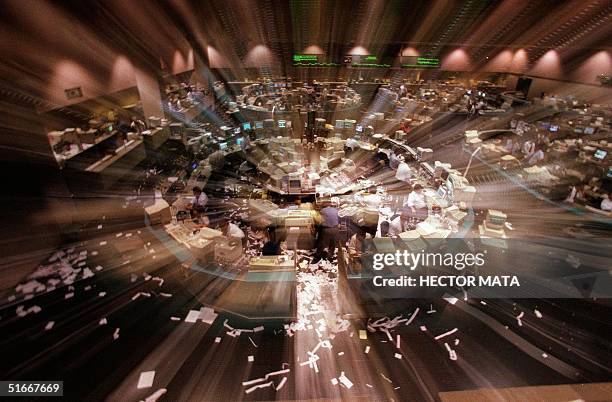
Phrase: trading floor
[{"left": 0, "top": 1, "right": 611, "bottom": 401}]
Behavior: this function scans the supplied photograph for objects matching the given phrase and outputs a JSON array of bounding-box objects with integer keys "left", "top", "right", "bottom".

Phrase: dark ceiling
[{"left": 0, "top": 0, "right": 610, "bottom": 99}]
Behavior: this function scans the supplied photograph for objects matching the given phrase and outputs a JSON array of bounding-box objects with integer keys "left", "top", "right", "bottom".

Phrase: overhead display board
[
  {"left": 401, "top": 56, "right": 440, "bottom": 68},
  {"left": 292, "top": 54, "right": 340, "bottom": 67}
]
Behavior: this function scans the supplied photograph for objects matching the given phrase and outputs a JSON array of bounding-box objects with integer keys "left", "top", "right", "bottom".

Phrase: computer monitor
[
  {"left": 445, "top": 178, "right": 454, "bottom": 198},
  {"left": 242, "top": 122, "right": 252, "bottom": 131},
  {"left": 584, "top": 127, "right": 595, "bottom": 135},
  {"left": 539, "top": 121, "right": 550, "bottom": 130},
  {"left": 278, "top": 120, "right": 286, "bottom": 128},
  {"left": 234, "top": 127, "right": 241, "bottom": 134},
  {"left": 437, "top": 186, "right": 447, "bottom": 198},
  {"left": 549, "top": 125, "right": 559, "bottom": 132},
  {"left": 594, "top": 149, "right": 607, "bottom": 160},
  {"left": 289, "top": 179, "right": 301, "bottom": 190},
  {"left": 236, "top": 137, "right": 244, "bottom": 147},
  {"left": 255, "top": 121, "right": 263, "bottom": 129},
  {"left": 607, "top": 167, "right": 612, "bottom": 178},
  {"left": 219, "top": 142, "right": 228, "bottom": 151}
]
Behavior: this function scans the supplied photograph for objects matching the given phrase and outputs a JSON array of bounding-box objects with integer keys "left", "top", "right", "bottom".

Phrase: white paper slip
[
  {"left": 198, "top": 307, "right": 218, "bottom": 324},
  {"left": 137, "top": 371, "right": 156, "bottom": 389},
  {"left": 185, "top": 310, "right": 200, "bottom": 323}
]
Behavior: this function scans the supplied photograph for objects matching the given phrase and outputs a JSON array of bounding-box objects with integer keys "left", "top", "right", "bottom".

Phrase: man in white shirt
[
  {"left": 388, "top": 210, "right": 412, "bottom": 237},
  {"left": 395, "top": 160, "right": 413, "bottom": 182},
  {"left": 601, "top": 193, "right": 612, "bottom": 211},
  {"left": 345, "top": 137, "right": 359, "bottom": 152},
  {"left": 220, "top": 220, "right": 245, "bottom": 239},
  {"left": 527, "top": 149, "right": 545, "bottom": 165},
  {"left": 405, "top": 184, "right": 428, "bottom": 220},
  {"left": 188, "top": 186, "right": 208, "bottom": 218}
]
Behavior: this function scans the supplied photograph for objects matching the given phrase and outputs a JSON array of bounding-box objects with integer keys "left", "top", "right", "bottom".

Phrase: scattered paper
[
  {"left": 137, "top": 371, "right": 155, "bottom": 389},
  {"left": 275, "top": 377, "right": 287, "bottom": 391},
  {"left": 142, "top": 388, "right": 166, "bottom": 402},
  {"left": 434, "top": 328, "right": 458, "bottom": 340},
  {"left": 338, "top": 372, "right": 353, "bottom": 389},
  {"left": 185, "top": 310, "right": 200, "bottom": 323}
]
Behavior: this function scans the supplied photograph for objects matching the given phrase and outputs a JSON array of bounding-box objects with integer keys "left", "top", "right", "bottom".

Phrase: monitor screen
[
  {"left": 584, "top": 127, "right": 595, "bottom": 135},
  {"left": 356, "top": 125, "right": 363, "bottom": 133},
  {"left": 234, "top": 127, "right": 241, "bottom": 134},
  {"left": 607, "top": 167, "right": 612, "bottom": 178},
  {"left": 236, "top": 137, "right": 244, "bottom": 146},
  {"left": 594, "top": 149, "right": 607, "bottom": 160},
  {"left": 437, "top": 186, "right": 447, "bottom": 198},
  {"left": 242, "top": 122, "right": 252, "bottom": 131},
  {"left": 219, "top": 142, "right": 228, "bottom": 151},
  {"left": 549, "top": 125, "right": 559, "bottom": 132},
  {"left": 289, "top": 179, "right": 301, "bottom": 188},
  {"left": 278, "top": 120, "right": 286, "bottom": 128},
  {"left": 255, "top": 121, "right": 263, "bottom": 129},
  {"left": 445, "top": 178, "right": 454, "bottom": 198}
]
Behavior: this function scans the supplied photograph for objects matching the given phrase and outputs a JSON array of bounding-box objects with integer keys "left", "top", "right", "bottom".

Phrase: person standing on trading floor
[
  {"left": 406, "top": 184, "right": 428, "bottom": 221},
  {"left": 312, "top": 201, "right": 339, "bottom": 263}
]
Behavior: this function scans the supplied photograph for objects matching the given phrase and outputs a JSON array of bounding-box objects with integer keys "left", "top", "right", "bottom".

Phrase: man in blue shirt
[{"left": 312, "top": 201, "right": 339, "bottom": 263}]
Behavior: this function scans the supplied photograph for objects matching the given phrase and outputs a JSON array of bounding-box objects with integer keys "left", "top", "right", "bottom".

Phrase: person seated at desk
[
  {"left": 601, "top": 193, "right": 612, "bottom": 211},
  {"left": 261, "top": 227, "right": 281, "bottom": 256},
  {"left": 527, "top": 148, "right": 545, "bottom": 165},
  {"left": 388, "top": 209, "right": 412, "bottom": 237},
  {"left": 219, "top": 219, "right": 246, "bottom": 246},
  {"left": 347, "top": 229, "right": 373, "bottom": 273},
  {"left": 378, "top": 221, "right": 391, "bottom": 238},
  {"left": 187, "top": 186, "right": 208, "bottom": 219},
  {"left": 405, "top": 184, "right": 428, "bottom": 221}
]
